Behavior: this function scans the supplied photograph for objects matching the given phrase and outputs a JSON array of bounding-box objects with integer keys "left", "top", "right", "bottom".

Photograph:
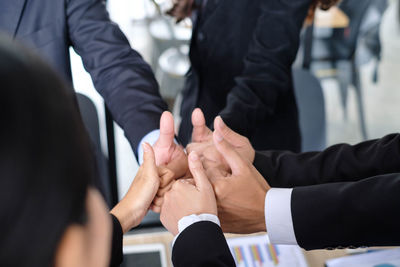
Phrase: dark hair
[{"left": 0, "top": 36, "right": 95, "bottom": 267}]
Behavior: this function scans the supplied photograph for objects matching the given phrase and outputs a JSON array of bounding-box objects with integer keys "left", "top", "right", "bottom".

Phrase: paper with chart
[
  {"left": 325, "top": 248, "right": 400, "bottom": 267},
  {"left": 226, "top": 234, "right": 308, "bottom": 267}
]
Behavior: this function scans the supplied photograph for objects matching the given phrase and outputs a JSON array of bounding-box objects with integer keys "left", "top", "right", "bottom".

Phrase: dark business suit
[
  {"left": 172, "top": 222, "right": 235, "bottom": 267},
  {"left": 0, "top": 0, "right": 167, "bottom": 154},
  {"left": 110, "top": 218, "right": 235, "bottom": 267},
  {"left": 254, "top": 133, "right": 400, "bottom": 250},
  {"left": 178, "top": 0, "right": 312, "bottom": 152}
]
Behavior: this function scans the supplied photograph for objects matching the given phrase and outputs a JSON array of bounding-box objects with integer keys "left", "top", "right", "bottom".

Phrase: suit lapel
[
  {"left": 201, "top": 0, "right": 222, "bottom": 24},
  {"left": 0, "top": 0, "right": 28, "bottom": 37}
]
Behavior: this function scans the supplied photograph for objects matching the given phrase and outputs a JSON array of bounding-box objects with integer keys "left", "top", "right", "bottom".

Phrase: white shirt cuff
[
  {"left": 172, "top": 213, "right": 220, "bottom": 247},
  {"left": 138, "top": 130, "right": 160, "bottom": 164},
  {"left": 265, "top": 188, "right": 298, "bottom": 245}
]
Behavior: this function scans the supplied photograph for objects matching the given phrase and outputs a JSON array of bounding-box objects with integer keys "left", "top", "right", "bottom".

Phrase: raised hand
[
  {"left": 110, "top": 143, "right": 161, "bottom": 233},
  {"left": 186, "top": 108, "right": 213, "bottom": 155},
  {"left": 189, "top": 114, "right": 256, "bottom": 171},
  {"left": 153, "top": 111, "right": 188, "bottom": 178},
  {"left": 207, "top": 130, "right": 269, "bottom": 234},
  {"left": 160, "top": 151, "right": 218, "bottom": 236}
]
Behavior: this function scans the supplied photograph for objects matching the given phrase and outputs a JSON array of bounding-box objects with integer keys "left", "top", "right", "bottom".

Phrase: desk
[{"left": 123, "top": 231, "right": 349, "bottom": 267}]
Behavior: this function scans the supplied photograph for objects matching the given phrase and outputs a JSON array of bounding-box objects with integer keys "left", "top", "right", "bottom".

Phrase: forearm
[
  {"left": 291, "top": 173, "right": 400, "bottom": 250},
  {"left": 172, "top": 221, "right": 236, "bottom": 267},
  {"left": 253, "top": 133, "right": 400, "bottom": 187},
  {"left": 67, "top": 0, "right": 167, "bottom": 155}
]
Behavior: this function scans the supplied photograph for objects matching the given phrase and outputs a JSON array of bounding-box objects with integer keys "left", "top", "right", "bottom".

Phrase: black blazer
[
  {"left": 172, "top": 221, "right": 235, "bottom": 267},
  {"left": 254, "top": 133, "right": 400, "bottom": 250},
  {"left": 178, "top": 0, "right": 313, "bottom": 152},
  {"left": 0, "top": 0, "right": 167, "bottom": 154},
  {"left": 110, "top": 219, "right": 235, "bottom": 267}
]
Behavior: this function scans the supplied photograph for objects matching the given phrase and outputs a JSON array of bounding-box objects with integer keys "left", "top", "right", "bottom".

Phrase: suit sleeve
[
  {"left": 291, "top": 173, "right": 400, "bottom": 250},
  {"left": 218, "top": 0, "right": 311, "bottom": 137},
  {"left": 172, "top": 221, "right": 235, "bottom": 267},
  {"left": 253, "top": 133, "right": 400, "bottom": 187},
  {"left": 109, "top": 214, "right": 123, "bottom": 267},
  {"left": 66, "top": 0, "right": 168, "bottom": 156}
]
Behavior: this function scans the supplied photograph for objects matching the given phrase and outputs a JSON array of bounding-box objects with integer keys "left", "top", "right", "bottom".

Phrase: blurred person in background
[{"left": 168, "top": 0, "right": 340, "bottom": 152}]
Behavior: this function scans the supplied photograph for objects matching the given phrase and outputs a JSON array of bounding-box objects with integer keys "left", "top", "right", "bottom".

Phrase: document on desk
[
  {"left": 325, "top": 248, "right": 400, "bottom": 267},
  {"left": 226, "top": 234, "right": 308, "bottom": 267}
]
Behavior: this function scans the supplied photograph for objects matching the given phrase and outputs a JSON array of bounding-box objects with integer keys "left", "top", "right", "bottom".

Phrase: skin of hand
[
  {"left": 159, "top": 151, "right": 218, "bottom": 236},
  {"left": 187, "top": 111, "right": 255, "bottom": 172},
  {"left": 207, "top": 130, "right": 270, "bottom": 234},
  {"left": 110, "top": 143, "right": 161, "bottom": 233},
  {"left": 150, "top": 166, "right": 176, "bottom": 213},
  {"left": 153, "top": 111, "right": 188, "bottom": 179},
  {"left": 166, "top": 0, "right": 196, "bottom": 22}
]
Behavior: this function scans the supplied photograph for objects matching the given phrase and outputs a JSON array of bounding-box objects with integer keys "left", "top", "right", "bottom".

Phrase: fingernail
[
  {"left": 143, "top": 142, "right": 150, "bottom": 153},
  {"left": 214, "top": 130, "right": 223, "bottom": 143},
  {"left": 189, "top": 152, "right": 199, "bottom": 161},
  {"left": 216, "top": 116, "right": 226, "bottom": 129}
]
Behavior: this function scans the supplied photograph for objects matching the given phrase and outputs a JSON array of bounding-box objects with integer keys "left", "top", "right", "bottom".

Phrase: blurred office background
[{"left": 70, "top": 0, "right": 400, "bottom": 213}]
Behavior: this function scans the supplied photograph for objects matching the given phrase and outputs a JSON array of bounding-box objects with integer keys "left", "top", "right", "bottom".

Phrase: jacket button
[{"left": 197, "top": 32, "right": 206, "bottom": 42}]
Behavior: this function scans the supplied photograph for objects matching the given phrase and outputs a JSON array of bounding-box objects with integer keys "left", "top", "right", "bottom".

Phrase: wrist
[
  {"left": 110, "top": 198, "right": 143, "bottom": 233},
  {"left": 254, "top": 188, "right": 268, "bottom": 232}
]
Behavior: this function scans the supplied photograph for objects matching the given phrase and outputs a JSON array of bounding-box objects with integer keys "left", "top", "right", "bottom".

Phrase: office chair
[
  {"left": 292, "top": 68, "right": 327, "bottom": 152},
  {"left": 311, "top": 0, "right": 373, "bottom": 140}
]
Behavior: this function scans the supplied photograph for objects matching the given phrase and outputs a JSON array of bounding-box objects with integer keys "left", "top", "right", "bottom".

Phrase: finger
[
  {"left": 157, "top": 111, "right": 175, "bottom": 148},
  {"left": 142, "top": 142, "right": 156, "bottom": 168},
  {"left": 157, "top": 183, "right": 173, "bottom": 197},
  {"left": 152, "top": 196, "right": 164, "bottom": 207},
  {"left": 188, "top": 151, "right": 213, "bottom": 191},
  {"left": 214, "top": 116, "right": 243, "bottom": 147},
  {"left": 158, "top": 166, "right": 176, "bottom": 188},
  {"left": 186, "top": 142, "right": 210, "bottom": 156},
  {"left": 213, "top": 130, "right": 246, "bottom": 174},
  {"left": 191, "top": 108, "right": 211, "bottom": 142},
  {"left": 150, "top": 204, "right": 161, "bottom": 213},
  {"left": 179, "top": 178, "right": 195, "bottom": 186}
]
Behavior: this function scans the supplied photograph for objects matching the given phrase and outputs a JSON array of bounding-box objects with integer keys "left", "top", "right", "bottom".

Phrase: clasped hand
[
  {"left": 113, "top": 109, "right": 270, "bottom": 235},
  {"left": 151, "top": 109, "right": 271, "bottom": 235}
]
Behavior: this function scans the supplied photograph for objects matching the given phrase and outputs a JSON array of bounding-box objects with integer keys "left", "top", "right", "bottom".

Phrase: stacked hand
[
  {"left": 113, "top": 108, "right": 270, "bottom": 236},
  {"left": 155, "top": 108, "right": 271, "bottom": 235},
  {"left": 111, "top": 111, "right": 184, "bottom": 232}
]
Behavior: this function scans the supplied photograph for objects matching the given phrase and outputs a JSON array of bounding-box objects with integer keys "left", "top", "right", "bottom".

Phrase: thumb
[
  {"left": 214, "top": 116, "right": 243, "bottom": 147},
  {"left": 157, "top": 111, "right": 175, "bottom": 148},
  {"left": 191, "top": 108, "right": 211, "bottom": 142},
  {"left": 142, "top": 142, "right": 157, "bottom": 169},
  {"left": 213, "top": 130, "right": 246, "bottom": 174},
  {"left": 188, "top": 151, "right": 213, "bottom": 191}
]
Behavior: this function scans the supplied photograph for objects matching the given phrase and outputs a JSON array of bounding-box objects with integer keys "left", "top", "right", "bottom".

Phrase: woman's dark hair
[{"left": 0, "top": 36, "right": 95, "bottom": 267}]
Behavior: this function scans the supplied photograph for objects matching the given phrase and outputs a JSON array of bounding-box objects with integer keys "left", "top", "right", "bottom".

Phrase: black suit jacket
[
  {"left": 172, "top": 221, "right": 235, "bottom": 267},
  {"left": 178, "top": 0, "right": 314, "bottom": 152},
  {"left": 254, "top": 133, "right": 400, "bottom": 250},
  {"left": 0, "top": 0, "right": 167, "bottom": 155},
  {"left": 110, "top": 219, "right": 235, "bottom": 267}
]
